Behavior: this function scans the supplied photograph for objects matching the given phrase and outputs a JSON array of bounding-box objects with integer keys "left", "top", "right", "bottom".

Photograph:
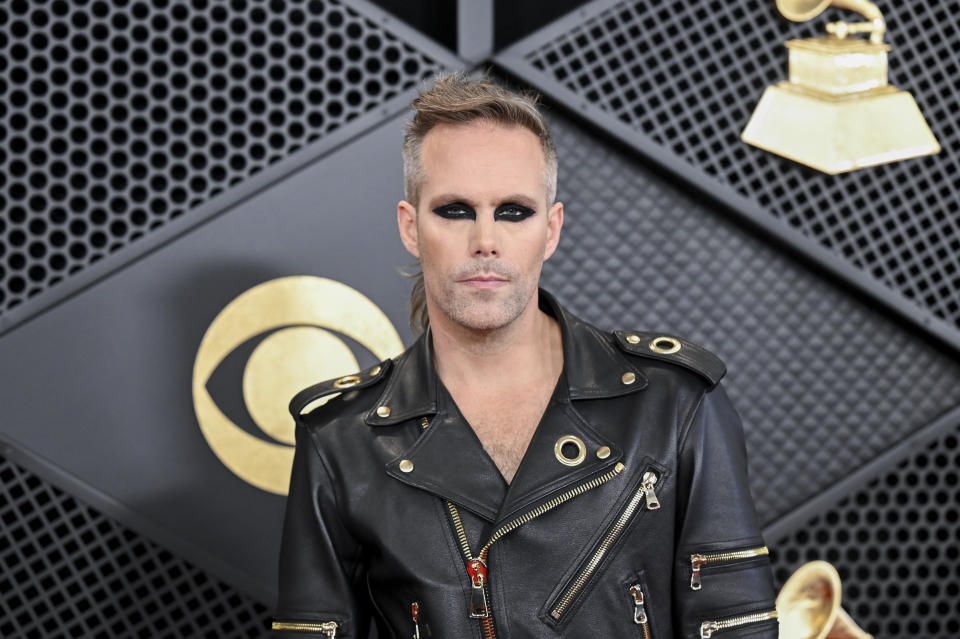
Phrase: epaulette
[
  {"left": 288, "top": 359, "right": 392, "bottom": 421},
  {"left": 613, "top": 330, "right": 726, "bottom": 387}
]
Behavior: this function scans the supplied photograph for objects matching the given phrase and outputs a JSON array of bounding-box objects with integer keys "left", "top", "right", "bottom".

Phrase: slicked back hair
[{"left": 402, "top": 71, "right": 558, "bottom": 332}]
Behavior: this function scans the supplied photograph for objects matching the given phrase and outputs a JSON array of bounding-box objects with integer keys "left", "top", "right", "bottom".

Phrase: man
[{"left": 272, "top": 73, "right": 778, "bottom": 638}]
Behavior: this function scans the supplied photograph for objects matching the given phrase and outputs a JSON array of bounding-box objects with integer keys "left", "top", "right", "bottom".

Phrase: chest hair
[{"left": 454, "top": 383, "right": 555, "bottom": 484}]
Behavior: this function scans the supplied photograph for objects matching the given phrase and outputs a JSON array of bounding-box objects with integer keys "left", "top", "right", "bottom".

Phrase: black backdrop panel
[
  {"left": 540, "top": 106, "right": 960, "bottom": 524},
  {"left": 0, "top": 0, "right": 443, "bottom": 317},
  {"left": 0, "top": 452, "right": 270, "bottom": 639},
  {"left": 510, "top": 0, "right": 960, "bottom": 344},
  {"left": 769, "top": 416, "right": 960, "bottom": 637},
  {"left": 0, "top": 110, "right": 416, "bottom": 605}
]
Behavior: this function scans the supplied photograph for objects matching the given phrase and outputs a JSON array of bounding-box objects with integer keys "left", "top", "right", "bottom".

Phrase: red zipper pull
[
  {"left": 466, "top": 559, "right": 490, "bottom": 618},
  {"left": 411, "top": 602, "right": 421, "bottom": 639}
]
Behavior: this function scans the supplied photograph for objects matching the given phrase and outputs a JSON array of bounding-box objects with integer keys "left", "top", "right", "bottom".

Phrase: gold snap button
[
  {"left": 333, "top": 374, "right": 362, "bottom": 389},
  {"left": 596, "top": 446, "right": 611, "bottom": 459},
  {"left": 649, "top": 336, "right": 681, "bottom": 354},
  {"left": 376, "top": 406, "right": 391, "bottom": 418},
  {"left": 369, "top": 365, "right": 381, "bottom": 377},
  {"left": 399, "top": 459, "right": 414, "bottom": 473},
  {"left": 621, "top": 372, "right": 637, "bottom": 385},
  {"left": 554, "top": 435, "right": 586, "bottom": 467},
  {"left": 626, "top": 334, "right": 641, "bottom": 344}
]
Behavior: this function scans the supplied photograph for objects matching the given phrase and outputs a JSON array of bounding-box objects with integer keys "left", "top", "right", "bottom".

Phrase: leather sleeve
[
  {"left": 672, "top": 383, "right": 779, "bottom": 638},
  {"left": 272, "top": 425, "right": 371, "bottom": 638}
]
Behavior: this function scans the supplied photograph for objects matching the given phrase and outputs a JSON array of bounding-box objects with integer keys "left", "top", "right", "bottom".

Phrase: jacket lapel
[{"left": 371, "top": 290, "right": 649, "bottom": 524}]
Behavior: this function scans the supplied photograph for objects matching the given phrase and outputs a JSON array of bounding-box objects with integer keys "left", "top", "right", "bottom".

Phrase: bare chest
[{"left": 453, "top": 384, "right": 555, "bottom": 484}]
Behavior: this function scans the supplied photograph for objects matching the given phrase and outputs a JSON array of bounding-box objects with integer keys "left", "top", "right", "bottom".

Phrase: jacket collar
[
  {"left": 367, "top": 289, "right": 647, "bottom": 523},
  {"left": 365, "top": 288, "right": 646, "bottom": 427}
]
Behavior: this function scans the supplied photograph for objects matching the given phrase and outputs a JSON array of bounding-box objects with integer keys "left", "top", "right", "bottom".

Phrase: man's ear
[
  {"left": 397, "top": 200, "right": 420, "bottom": 259},
  {"left": 543, "top": 201, "right": 564, "bottom": 261}
]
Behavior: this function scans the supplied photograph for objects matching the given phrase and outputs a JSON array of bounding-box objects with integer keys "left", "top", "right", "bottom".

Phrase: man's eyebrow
[{"left": 428, "top": 194, "right": 541, "bottom": 210}]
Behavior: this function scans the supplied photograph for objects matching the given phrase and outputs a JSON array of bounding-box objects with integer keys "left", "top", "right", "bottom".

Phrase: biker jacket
[{"left": 272, "top": 290, "right": 778, "bottom": 638}]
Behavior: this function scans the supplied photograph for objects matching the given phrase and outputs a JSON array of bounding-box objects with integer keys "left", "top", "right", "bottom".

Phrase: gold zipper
[
  {"left": 629, "top": 583, "right": 652, "bottom": 639},
  {"left": 549, "top": 469, "right": 660, "bottom": 621},
  {"left": 689, "top": 546, "right": 769, "bottom": 590},
  {"left": 699, "top": 609, "right": 778, "bottom": 638},
  {"left": 271, "top": 621, "right": 338, "bottom": 636},
  {"left": 446, "top": 460, "right": 627, "bottom": 638}
]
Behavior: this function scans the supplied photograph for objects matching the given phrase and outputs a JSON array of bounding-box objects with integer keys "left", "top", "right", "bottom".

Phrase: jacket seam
[
  {"left": 676, "top": 389, "right": 707, "bottom": 455},
  {"left": 305, "top": 430, "right": 365, "bottom": 586}
]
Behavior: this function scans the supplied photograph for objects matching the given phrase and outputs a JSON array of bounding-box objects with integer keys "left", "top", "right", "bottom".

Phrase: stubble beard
[{"left": 425, "top": 261, "right": 540, "bottom": 332}]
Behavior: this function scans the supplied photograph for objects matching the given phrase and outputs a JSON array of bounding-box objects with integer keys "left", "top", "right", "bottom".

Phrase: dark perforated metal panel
[
  {"left": 513, "top": 0, "right": 960, "bottom": 339},
  {"left": 540, "top": 106, "right": 960, "bottom": 523},
  {"left": 0, "top": 453, "right": 270, "bottom": 638},
  {"left": 0, "top": 0, "right": 443, "bottom": 314},
  {"left": 769, "top": 420, "right": 960, "bottom": 636}
]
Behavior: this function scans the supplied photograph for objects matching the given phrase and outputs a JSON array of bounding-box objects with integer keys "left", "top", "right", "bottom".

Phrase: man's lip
[{"left": 460, "top": 275, "right": 508, "bottom": 282}]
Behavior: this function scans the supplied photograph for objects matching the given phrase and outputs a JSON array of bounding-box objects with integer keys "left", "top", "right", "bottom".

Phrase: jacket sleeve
[
  {"left": 272, "top": 425, "right": 371, "bottom": 638},
  {"left": 672, "top": 383, "right": 778, "bottom": 638}
]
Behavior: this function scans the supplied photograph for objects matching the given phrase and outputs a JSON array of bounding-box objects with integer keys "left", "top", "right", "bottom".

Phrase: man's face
[{"left": 397, "top": 120, "right": 563, "bottom": 332}]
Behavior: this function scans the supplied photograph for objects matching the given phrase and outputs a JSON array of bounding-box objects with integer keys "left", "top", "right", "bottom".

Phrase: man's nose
[{"left": 470, "top": 212, "right": 498, "bottom": 257}]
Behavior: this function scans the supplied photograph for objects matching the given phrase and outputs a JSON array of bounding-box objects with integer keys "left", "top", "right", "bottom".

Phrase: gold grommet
[
  {"left": 554, "top": 435, "right": 586, "bottom": 467},
  {"left": 626, "top": 334, "right": 641, "bottom": 344},
  {"left": 376, "top": 406, "right": 391, "bottom": 418},
  {"left": 369, "top": 365, "right": 381, "bottom": 377},
  {"left": 399, "top": 459, "right": 414, "bottom": 473},
  {"left": 596, "top": 446, "right": 611, "bottom": 460},
  {"left": 333, "top": 374, "right": 362, "bottom": 389},
  {"left": 621, "top": 372, "right": 637, "bottom": 385},
  {"left": 649, "top": 336, "right": 681, "bottom": 354}
]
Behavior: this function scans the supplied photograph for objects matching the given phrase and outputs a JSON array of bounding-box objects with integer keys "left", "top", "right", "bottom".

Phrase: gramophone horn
[
  {"left": 777, "top": 0, "right": 884, "bottom": 23},
  {"left": 776, "top": 560, "right": 873, "bottom": 639},
  {"left": 776, "top": 0, "right": 832, "bottom": 22}
]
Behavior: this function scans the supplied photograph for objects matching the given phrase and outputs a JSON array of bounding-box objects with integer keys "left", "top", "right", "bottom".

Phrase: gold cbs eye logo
[{"left": 192, "top": 276, "right": 404, "bottom": 495}]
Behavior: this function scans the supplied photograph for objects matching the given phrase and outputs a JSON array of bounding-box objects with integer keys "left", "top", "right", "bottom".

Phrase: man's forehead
[
  {"left": 421, "top": 120, "right": 542, "bottom": 156},
  {"left": 418, "top": 120, "right": 547, "bottom": 202}
]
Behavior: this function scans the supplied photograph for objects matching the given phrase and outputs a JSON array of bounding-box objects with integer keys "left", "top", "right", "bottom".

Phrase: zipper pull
[
  {"left": 629, "top": 584, "right": 648, "bottom": 624},
  {"left": 642, "top": 471, "right": 660, "bottom": 510},
  {"left": 411, "top": 602, "right": 421, "bottom": 639},
  {"left": 700, "top": 621, "right": 719, "bottom": 638},
  {"left": 320, "top": 621, "right": 338, "bottom": 637},
  {"left": 690, "top": 554, "right": 706, "bottom": 590},
  {"left": 466, "top": 558, "right": 490, "bottom": 618}
]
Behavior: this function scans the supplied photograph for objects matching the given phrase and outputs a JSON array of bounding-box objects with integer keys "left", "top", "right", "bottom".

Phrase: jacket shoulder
[
  {"left": 612, "top": 330, "right": 726, "bottom": 387},
  {"left": 288, "top": 359, "right": 392, "bottom": 425}
]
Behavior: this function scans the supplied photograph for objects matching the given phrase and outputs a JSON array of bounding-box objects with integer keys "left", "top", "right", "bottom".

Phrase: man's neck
[{"left": 429, "top": 295, "right": 563, "bottom": 394}]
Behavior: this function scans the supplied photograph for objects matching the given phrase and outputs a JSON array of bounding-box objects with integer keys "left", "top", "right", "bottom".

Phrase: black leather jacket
[{"left": 272, "top": 291, "right": 778, "bottom": 638}]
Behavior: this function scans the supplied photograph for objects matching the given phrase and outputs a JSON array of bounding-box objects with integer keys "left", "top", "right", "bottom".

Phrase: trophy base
[{"left": 741, "top": 82, "right": 940, "bottom": 174}]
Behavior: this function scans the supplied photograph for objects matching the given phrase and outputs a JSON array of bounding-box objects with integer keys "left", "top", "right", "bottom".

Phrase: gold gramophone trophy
[{"left": 741, "top": 0, "right": 940, "bottom": 174}]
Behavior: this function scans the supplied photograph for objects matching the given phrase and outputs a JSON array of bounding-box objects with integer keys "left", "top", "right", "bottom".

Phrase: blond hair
[{"left": 402, "top": 71, "right": 558, "bottom": 332}]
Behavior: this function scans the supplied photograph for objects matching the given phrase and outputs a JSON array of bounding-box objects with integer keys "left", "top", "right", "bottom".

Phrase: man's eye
[
  {"left": 432, "top": 204, "right": 476, "bottom": 219},
  {"left": 494, "top": 204, "right": 535, "bottom": 221}
]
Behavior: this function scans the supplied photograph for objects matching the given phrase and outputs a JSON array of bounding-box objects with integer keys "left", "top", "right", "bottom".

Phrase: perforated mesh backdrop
[
  {"left": 769, "top": 418, "right": 960, "bottom": 637},
  {"left": 518, "top": 0, "right": 960, "bottom": 334},
  {"left": 0, "top": 453, "right": 270, "bottom": 638},
  {"left": 0, "top": 0, "right": 442, "bottom": 314}
]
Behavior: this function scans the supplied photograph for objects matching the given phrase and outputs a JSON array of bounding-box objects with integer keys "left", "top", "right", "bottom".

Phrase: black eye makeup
[
  {"left": 432, "top": 202, "right": 476, "bottom": 219},
  {"left": 430, "top": 201, "right": 537, "bottom": 222},
  {"left": 494, "top": 203, "right": 535, "bottom": 221}
]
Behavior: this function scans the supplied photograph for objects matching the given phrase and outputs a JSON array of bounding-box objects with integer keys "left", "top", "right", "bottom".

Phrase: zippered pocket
[
  {"left": 547, "top": 464, "right": 665, "bottom": 623},
  {"left": 271, "top": 620, "right": 339, "bottom": 636},
  {"left": 689, "top": 545, "right": 769, "bottom": 590},
  {"left": 626, "top": 571, "right": 655, "bottom": 639},
  {"left": 699, "top": 608, "right": 778, "bottom": 638}
]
